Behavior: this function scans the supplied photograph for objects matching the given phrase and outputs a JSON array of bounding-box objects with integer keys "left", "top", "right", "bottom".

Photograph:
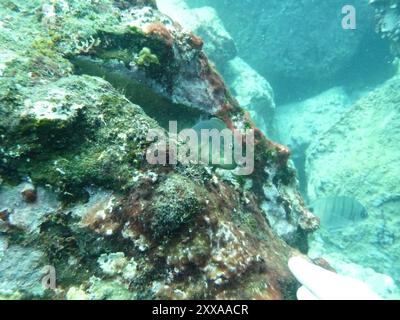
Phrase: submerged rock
[
  {"left": 0, "top": 0, "right": 317, "bottom": 299},
  {"left": 275, "top": 87, "right": 352, "bottom": 150},
  {"left": 157, "top": 0, "right": 276, "bottom": 137},
  {"left": 309, "top": 235, "right": 400, "bottom": 299},
  {"left": 0, "top": 244, "right": 47, "bottom": 299},
  {"left": 158, "top": 0, "right": 275, "bottom": 139},
  {"left": 188, "top": 0, "right": 392, "bottom": 102},
  {"left": 274, "top": 87, "right": 352, "bottom": 196},
  {"left": 306, "top": 73, "right": 400, "bottom": 286},
  {"left": 372, "top": 0, "right": 400, "bottom": 56},
  {"left": 69, "top": 4, "right": 232, "bottom": 125},
  {"left": 1, "top": 74, "right": 159, "bottom": 200},
  {"left": 0, "top": 184, "right": 58, "bottom": 235},
  {"left": 157, "top": 0, "right": 237, "bottom": 69},
  {"left": 224, "top": 57, "right": 276, "bottom": 137},
  {"left": 145, "top": 174, "right": 205, "bottom": 239}
]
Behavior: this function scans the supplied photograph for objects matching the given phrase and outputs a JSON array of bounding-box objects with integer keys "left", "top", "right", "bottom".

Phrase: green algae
[
  {"left": 0, "top": 75, "right": 158, "bottom": 201},
  {"left": 135, "top": 47, "right": 160, "bottom": 67}
]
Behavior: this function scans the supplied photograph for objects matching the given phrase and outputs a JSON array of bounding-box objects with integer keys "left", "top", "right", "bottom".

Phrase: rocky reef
[
  {"left": 371, "top": 0, "right": 400, "bottom": 56},
  {"left": 157, "top": 0, "right": 237, "bottom": 70},
  {"left": 271, "top": 0, "right": 400, "bottom": 298},
  {"left": 274, "top": 87, "right": 354, "bottom": 197},
  {"left": 0, "top": 0, "right": 318, "bottom": 299},
  {"left": 304, "top": 73, "right": 400, "bottom": 296},
  {"left": 187, "top": 0, "right": 393, "bottom": 103},
  {"left": 157, "top": 0, "right": 277, "bottom": 137}
]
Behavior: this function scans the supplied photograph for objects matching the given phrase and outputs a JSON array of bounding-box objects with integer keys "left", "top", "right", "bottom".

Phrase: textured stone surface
[
  {"left": 224, "top": 57, "right": 276, "bottom": 137},
  {"left": 305, "top": 73, "right": 400, "bottom": 286},
  {"left": 275, "top": 87, "right": 352, "bottom": 152},
  {"left": 157, "top": 0, "right": 276, "bottom": 136},
  {"left": 0, "top": 244, "right": 47, "bottom": 298},
  {"left": 274, "top": 87, "right": 353, "bottom": 195},
  {"left": 157, "top": 0, "right": 237, "bottom": 69},
  {"left": 309, "top": 233, "right": 400, "bottom": 299},
  {"left": 371, "top": 0, "right": 400, "bottom": 56},
  {"left": 0, "top": 0, "right": 316, "bottom": 299}
]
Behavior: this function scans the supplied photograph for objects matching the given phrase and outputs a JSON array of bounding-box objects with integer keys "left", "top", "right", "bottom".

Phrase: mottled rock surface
[
  {"left": 371, "top": 0, "right": 400, "bottom": 56},
  {"left": 306, "top": 73, "right": 400, "bottom": 288},
  {"left": 224, "top": 57, "right": 276, "bottom": 137},
  {"left": 157, "top": 0, "right": 237, "bottom": 69},
  {"left": 274, "top": 87, "right": 353, "bottom": 196},
  {"left": 0, "top": 0, "right": 316, "bottom": 299},
  {"left": 309, "top": 233, "right": 400, "bottom": 299},
  {"left": 157, "top": 0, "right": 276, "bottom": 137}
]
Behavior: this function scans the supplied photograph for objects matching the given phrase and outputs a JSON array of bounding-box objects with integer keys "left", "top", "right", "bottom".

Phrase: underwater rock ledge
[{"left": 0, "top": 0, "right": 317, "bottom": 300}]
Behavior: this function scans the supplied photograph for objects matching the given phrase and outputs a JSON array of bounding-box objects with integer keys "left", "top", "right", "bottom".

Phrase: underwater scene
[{"left": 0, "top": 0, "right": 399, "bottom": 301}]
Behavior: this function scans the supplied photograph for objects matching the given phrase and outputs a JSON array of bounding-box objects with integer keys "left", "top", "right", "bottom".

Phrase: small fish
[
  {"left": 309, "top": 196, "right": 368, "bottom": 230},
  {"left": 191, "top": 118, "right": 237, "bottom": 170}
]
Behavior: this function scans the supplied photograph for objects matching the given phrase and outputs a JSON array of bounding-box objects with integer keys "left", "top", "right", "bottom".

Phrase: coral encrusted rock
[{"left": 0, "top": 0, "right": 317, "bottom": 300}]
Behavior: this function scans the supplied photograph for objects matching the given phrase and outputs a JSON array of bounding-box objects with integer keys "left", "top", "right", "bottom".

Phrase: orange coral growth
[
  {"left": 145, "top": 22, "right": 174, "bottom": 47},
  {"left": 242, "top": 111, "right": 291, "bottom": 168},
  {"left": 215, "top": 103, "right": 235, "bottom": 130},
  {"left": 269, "top": 141, "right": 291, "bottom": 166},
  {"left": 189, "top": 33, "right": 204, "bottom": 50}
]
